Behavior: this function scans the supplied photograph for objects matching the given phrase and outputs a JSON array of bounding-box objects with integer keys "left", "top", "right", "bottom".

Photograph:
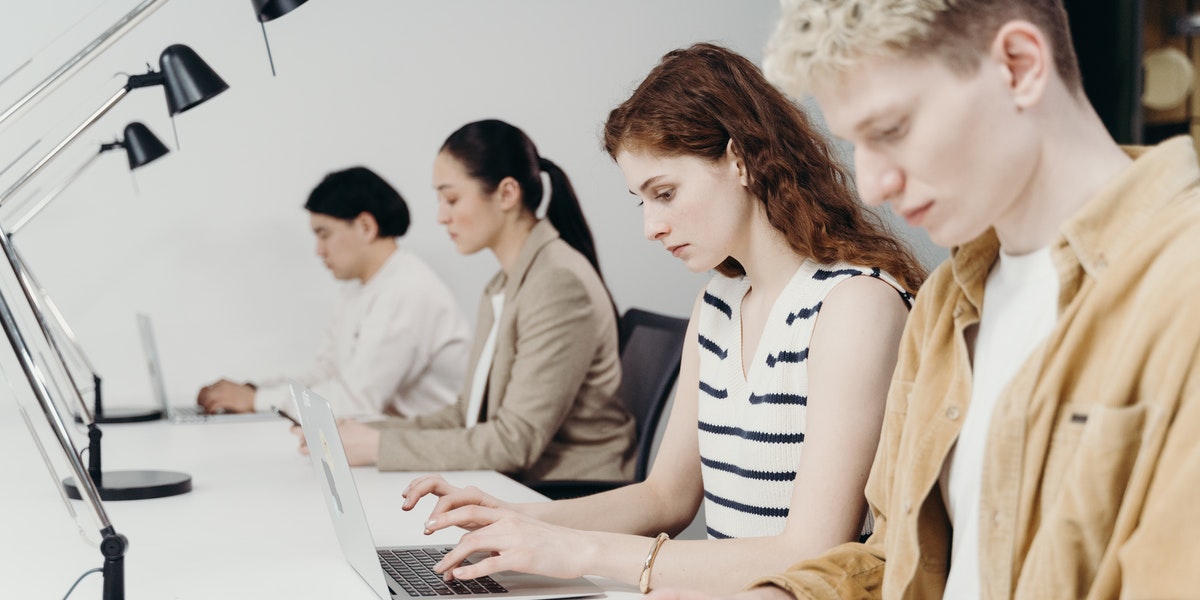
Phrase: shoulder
[
  {"left": 808, "top": 276, "right": 910, "bottom": 352},
  {"left": 515, "top": 241, "right": 608, "bottom": 312},
  {"left": 902, "top": 258, "right": 956, "bottom": 327},
  {"left": 823, "top": 275, "right": 909, "bottom": 319},
  {"left": 383, "top": 248, "right": 443, "bottom": 284},
  {"left": 1141, "top": 199, "right": 1200, "bottom": 276},
  {"left": 372, "top": 252, "right": 459, "bottom": 310},
  {"left": 1112, "top": 202, "right": 1200, "bottom": 325},
  {"left": 522, "top": 239, "right": 602, "bottom": 293}
]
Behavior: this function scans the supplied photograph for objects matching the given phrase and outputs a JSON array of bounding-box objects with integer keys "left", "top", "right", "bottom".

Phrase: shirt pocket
[{"left": 1045, "top": 403, "right": 1147, "bottom": 544}]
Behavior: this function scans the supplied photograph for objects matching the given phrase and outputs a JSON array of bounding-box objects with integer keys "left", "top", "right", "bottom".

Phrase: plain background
[{"left": 0, "top": 0, "right": 946, "bottom": 413}]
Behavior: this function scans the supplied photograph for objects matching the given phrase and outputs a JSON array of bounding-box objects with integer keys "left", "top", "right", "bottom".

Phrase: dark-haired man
[{"left": 197, "top": 166, "right": 469, "bottom": 419}]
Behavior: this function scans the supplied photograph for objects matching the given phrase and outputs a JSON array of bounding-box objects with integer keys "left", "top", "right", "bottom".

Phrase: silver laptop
[
  {"left": 136, "top": 313, "right": 275, "bottom": 423},
  {"left": 291, "top": 383, "right": 603, "bottom": 600}
]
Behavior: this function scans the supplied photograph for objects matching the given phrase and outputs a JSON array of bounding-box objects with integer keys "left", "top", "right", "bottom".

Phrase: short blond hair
[{"left": 764, "top": 0, "right": 1081, "bottom": 97}]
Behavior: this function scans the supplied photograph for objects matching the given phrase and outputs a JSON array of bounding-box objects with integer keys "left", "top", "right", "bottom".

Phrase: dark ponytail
[
  {"left": 537, "top": 157, "right": 602, "bottom": 274},
  {"left": 440, "top": 119, "right": 604, "bottom": 277}
]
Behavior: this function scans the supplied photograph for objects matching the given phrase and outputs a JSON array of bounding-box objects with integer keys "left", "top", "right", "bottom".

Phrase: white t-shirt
[
  {"left": 254, "top": 247, "right": 470, "bottom": 418},
  {"left": 941, "top": 246, "right": 1059, "bottom": 599}
]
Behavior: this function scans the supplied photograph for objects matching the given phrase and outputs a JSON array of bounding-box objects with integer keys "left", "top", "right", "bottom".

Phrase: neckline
[{"left": 729, "top": 259, "right": 819, "bottom": 387}]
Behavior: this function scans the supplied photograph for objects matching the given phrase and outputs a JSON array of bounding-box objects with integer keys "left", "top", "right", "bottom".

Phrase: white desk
[{"left": 0, "top": 402, "right": 639, "bottom": 599}]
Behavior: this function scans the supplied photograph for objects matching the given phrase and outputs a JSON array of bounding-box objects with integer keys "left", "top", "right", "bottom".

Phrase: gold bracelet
[{"left": 638, "top": 532, "right": 670, "bottom": 594}]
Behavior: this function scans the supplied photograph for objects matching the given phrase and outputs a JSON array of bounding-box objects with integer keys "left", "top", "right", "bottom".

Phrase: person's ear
[
  {"left": 990, "top": 20, "right": 1050, "bottom": 112},
  {"left": 725, "top": 138, "right": 750, "bottom": 187},
  {"left": 496, "top": 177, "right": 523, "bottom": 212},
  {"left": 354, "top": 212, "right": 380, "bottom": 240}
]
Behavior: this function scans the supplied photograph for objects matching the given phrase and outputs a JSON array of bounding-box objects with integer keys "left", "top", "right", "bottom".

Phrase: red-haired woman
[{"left": 401, "top": 43, "right": 926, "bottom": 595}]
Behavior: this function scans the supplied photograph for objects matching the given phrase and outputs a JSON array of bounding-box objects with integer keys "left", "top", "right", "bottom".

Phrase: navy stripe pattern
[
  {"left": 785, "top": 301, "right": 823, "bottom": 325},
  {"left": 748, "top": 392, "right": 807, "bottom": 405},
  {"left": 704, "top": 491, "right": 790, "bottom": 518},
  {"left": 700, "top": 456, "right": 797, "bottom": 482},
  {"left": 703, "top": 291, "right": 733, "bottom": 319},
  {"left": 697, "top": 335, "right": 729, "bottom": 359},
  {"left": 698, "top": 382, "right": 728, "bottom": 399},
  {"left": 694, "top": 261, "right": 909, "bottom": 539},
  {"left": 765, "top": 348, "right": 808, "bottom": 367},
  {"left": 697, "top": 420, "right": 806, "bottom": 444}
]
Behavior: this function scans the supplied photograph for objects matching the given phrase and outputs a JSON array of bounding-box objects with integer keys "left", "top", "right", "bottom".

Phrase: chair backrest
[{"left": 617, "top": 308, "right": 689, "bottom": 482}]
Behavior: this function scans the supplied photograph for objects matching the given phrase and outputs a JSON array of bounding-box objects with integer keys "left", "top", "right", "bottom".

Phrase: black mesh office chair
[{"left": 533, "top": 308, "right": 689, "bottom": 500}]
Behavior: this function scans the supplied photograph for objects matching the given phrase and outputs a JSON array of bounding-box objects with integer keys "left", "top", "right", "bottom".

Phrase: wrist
[
  {"left": 574, "top": 529, "right": 607, "bottom": 580},
  {"left": 638, "top": 532, "right": 670, "bottom": 593}
]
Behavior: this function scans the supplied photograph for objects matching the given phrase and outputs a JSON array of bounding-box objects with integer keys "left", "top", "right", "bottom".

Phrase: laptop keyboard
[
  {"left": 171, "top": 406, "right": 210, "bottom": 423},
  {"left": 379, "top": 547, "right": 509, "bottom": 596}
]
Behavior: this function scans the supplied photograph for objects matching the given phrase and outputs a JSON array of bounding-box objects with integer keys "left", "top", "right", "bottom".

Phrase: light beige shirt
[
  {"left": 254, "top": 247, "right": 468, "bottom": 418},
  {"left": 757, "top": 137, "right": 1200, "bottom": 599}
]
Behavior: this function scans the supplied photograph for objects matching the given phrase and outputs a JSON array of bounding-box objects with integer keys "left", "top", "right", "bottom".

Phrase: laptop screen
[
  {"left": 292, "top": 383, "right": 393, "bottom": 599},
  {"left": 136, "top": 313, "right": 173, "bottom": 417}
]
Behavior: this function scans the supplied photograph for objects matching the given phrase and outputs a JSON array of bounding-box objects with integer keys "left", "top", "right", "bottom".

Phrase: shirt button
[
  {"left": 945, "top": 406, "right": 960, "bottom": 420},
  {"left": 993, "top": 511, "right": 1002, "bottom": 526},
  {"left": 904, "top": 501, "right": 913, "bottom": 514},
  {"left": 953, "top": 306, "right": 964, "bottom": 318}
]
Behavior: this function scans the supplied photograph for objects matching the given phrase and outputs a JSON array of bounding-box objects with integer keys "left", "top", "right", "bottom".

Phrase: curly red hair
[{"left": 604, "top": 43, "right": 926, "bottom": 294}]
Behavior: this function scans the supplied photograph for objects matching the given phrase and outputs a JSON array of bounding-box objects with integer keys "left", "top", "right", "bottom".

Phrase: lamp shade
[
  {"left": 253, "top": 0, "right": 310, "bottom": 22},
  {"left": 159, "top": 44, "right": 229, "bottom": 115},
  {"left": 121, "top": 122, "right": 169, "bottom": 169}
]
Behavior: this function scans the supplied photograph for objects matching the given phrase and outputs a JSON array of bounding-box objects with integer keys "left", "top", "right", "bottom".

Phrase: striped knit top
[{"left": 696, "top": 260, "right": 911, "bottom": 540}]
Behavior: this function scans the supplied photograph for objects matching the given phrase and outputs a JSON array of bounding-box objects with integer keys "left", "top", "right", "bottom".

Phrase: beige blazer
[{"left": 375, "top": 220, "right": 635, "bottom": 483}]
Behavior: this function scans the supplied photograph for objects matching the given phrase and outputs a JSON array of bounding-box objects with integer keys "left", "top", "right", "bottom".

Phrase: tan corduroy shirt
[{"left": 757, "top": 137, "right": 1200, "bottom": 599}]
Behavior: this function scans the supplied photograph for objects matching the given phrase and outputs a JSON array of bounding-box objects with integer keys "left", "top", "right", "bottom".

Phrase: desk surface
[{"left": 0, "top": 401, "right": 639, "bottom": 598}]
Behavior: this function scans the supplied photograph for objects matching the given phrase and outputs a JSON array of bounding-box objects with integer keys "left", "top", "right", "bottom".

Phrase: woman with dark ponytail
[{"left": 329, "top": 119, "right": 635, "bottom": 484}]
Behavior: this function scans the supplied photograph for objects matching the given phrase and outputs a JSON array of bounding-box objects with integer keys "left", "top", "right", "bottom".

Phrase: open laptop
[
  {"left": 136, "top": 313, "right": 275, "bottom": 423},
  {"left": 291, "top": 383, "right": 604, "bottom": 600}
]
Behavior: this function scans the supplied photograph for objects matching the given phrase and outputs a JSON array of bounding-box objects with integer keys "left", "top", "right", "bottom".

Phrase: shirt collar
[
  {"left": 1062, "top": 136, "right": 1200, "bottom": 278},
  {"left": 483, "top": 219, "right": 561, "bottom": 297},
  {"left": 947, "top": 136, "right": 1200, "bottom": 306},
  {"left": 357, "top": 244, "right": 404, "bottom": 292}
]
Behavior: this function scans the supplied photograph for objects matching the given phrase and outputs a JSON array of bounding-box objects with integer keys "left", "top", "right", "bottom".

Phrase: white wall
[{"left": 0, "top": 0, "right": 945, "bottom": 409}]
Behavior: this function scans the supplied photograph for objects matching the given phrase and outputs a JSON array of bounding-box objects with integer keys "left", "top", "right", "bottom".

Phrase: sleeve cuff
[{"left": 253, "top": 384, "right": 293, "bottom": 413}]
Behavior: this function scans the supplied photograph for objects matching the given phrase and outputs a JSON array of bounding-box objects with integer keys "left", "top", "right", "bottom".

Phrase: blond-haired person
[{"left": 652, "top": 1, "right": 1200, "bottom": 599}]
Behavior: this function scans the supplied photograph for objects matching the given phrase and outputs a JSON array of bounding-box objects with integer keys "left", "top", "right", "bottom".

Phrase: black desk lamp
[
  {"left": 0, "top": 33, "right": 226, "bottom": 600},
  {"left": 0, "top": 121, "right": 180, "bottom": 600},
  {"left": 0, "top": 46, "right": 225, "bottom": 497},
  {"left": 0, "top": 44, "right": 226, "bottom": 428},
  {"left": 9, "top": 123, "right": 170, "bottom": 426},
  {"left": 2, "top": 122, "right": 193, "bottom": 503},
  {"left": 252, "top": 0, "right": 313, "bottom": 76},
  {"left": 0, "top": 43, "right": 227, "bottom": 208}
]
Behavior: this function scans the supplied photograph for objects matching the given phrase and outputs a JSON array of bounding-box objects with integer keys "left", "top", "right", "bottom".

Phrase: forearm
[
  {"left": 377, "top": 415, "right": 546, "bottom": 472},
  {"left": 521, "top": 479, "right": 698, "bottom": 537},
  {"left": 373, "top": 403, "right": 464, "bottom": 430},
  {"left": 646, "top": 535, "right": 835, "bottom": 596},
  {"left": 578, "top": 532, "right": 827, "bottom": 595}
]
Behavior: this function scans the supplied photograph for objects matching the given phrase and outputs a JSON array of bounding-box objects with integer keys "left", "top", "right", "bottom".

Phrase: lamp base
[
  {"left": 63, "top": 470, "right": 192, "bottom": 501},
  {"left": 74, "top": 406, "right": 164, "bottom": 424},
  {"left": 95, "top": 406, "right": 164, "bottom": 424}
]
